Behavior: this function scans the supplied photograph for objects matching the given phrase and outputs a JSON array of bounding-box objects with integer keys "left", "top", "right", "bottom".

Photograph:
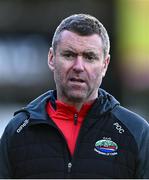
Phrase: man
[{"left": 0, "top": 14, "right": 149, "bottom": 178}]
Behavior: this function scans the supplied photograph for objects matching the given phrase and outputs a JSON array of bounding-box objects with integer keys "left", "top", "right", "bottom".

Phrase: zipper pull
[
  {"left": 74, "top": 113, "right": 78, "bottom": 125},
  {"left": 68, "top": 162, "right": 72, "bottom": 173}
]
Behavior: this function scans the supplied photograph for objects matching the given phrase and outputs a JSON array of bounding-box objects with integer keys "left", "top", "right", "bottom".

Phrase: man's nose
[{"left": 72, "top": 56, "right": 85, "bottom": 72}]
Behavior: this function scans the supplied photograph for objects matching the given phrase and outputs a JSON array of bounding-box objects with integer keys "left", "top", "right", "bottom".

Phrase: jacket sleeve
[
  {"left": 112, "top": 105, "right": 149, "bottom": 178},
  {"left": 0, "top": 111, "right": 30, "bottom": 178},
  {"left": 0, "top": 127, "right": 12, "bottom": 178},
  {"left": 135, "top": 121, "right": 149, "bottom": 178}
]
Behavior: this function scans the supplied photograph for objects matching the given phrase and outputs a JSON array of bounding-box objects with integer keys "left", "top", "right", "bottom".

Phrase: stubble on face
[
  {"left": 52, "top": 31, "right": 109, "bottom": 107},
  {"left": 54, "top": 59, "right": 89, "bottom": 104}
]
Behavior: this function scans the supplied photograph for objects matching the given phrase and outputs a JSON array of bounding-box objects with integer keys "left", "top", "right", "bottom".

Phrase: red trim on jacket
[{"left": 46, "top": 100, "right": 92, "bottom": 156}]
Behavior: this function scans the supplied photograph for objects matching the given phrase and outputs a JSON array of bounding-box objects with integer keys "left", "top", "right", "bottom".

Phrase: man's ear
[
  {"left": 102, "top": 54, "right": 110, "bottom": 77},
  {"left": 48, "top": 47, "right": 55, "bottom": 71}
]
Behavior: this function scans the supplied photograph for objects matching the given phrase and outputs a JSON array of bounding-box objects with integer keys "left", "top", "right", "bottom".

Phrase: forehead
[{"left": 57, "top": 30, "right": 103, "bottom": 53}]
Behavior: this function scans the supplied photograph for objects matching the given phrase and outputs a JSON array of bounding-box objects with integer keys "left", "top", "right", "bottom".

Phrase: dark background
[
  {"left": 0, "top": 0, "right": 120, "bottom": 102},
  {"left": 0, "top": 0, "right": 148, "bottom": 136}
]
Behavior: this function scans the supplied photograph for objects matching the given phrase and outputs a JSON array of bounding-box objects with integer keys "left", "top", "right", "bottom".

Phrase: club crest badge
[{"left": 94, "top": 138, "right": 118, "bottom": 156}]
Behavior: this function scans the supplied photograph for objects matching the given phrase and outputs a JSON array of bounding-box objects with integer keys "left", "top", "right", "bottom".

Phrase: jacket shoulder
[
  {"left": 112, "top": 105, "right": 149, "bottom": 135},
  {"left": 3, "top": 110, "right": 29, "bottom": 138}
]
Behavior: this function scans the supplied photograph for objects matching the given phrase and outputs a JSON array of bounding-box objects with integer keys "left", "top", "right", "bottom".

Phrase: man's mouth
[{"left": 69, "top": 78, "right": 85, "bottom": 83}]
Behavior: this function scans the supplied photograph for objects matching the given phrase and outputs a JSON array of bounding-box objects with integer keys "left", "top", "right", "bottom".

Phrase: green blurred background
[{"left": 0, "top": 0, "right": 149, "bottom": 136}]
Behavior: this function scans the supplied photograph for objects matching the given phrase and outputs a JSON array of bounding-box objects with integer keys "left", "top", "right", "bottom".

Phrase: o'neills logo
[
  {"left": 94, "top": 138, "right": 118, "bottom": 156},
  {"left": 17, "top": 119, "right": 29, "bottom": 133}
]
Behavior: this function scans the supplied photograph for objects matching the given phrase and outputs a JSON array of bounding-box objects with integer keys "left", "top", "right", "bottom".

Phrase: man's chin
[
  {"left": 67, "top": 93, "right": 86, "bottom": 103},
  {"left": 61, "top": 87, "right": 88, "bottom": 102}
]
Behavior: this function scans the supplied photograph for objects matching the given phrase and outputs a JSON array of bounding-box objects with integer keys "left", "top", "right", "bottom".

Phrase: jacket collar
[{"left": 14, "top": 89, "right": 120, "bottom": 126}]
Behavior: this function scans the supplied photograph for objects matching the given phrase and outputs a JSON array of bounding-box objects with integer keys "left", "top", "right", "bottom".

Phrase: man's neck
[{"left": 57, "top": 98, "right": 95, "bottom": 111}]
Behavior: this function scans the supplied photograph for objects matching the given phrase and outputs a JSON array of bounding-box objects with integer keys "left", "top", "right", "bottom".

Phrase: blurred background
[{"left": 0, "top": 0, "right": 149, "bottom": 136}]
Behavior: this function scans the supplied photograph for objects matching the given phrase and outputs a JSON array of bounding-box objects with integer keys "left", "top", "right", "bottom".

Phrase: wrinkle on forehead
[{"left": 58, "top": 30, "right": 103, "bottom": 56}]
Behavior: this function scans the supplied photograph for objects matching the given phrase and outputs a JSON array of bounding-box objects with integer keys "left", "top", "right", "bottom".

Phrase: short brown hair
[{"left": 52, "top": 14, "right": 110, "bottom": 57}]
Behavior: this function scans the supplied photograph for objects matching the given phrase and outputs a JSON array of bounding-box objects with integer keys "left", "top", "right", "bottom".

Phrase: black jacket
[{"left": 0, "top": 89, "right": 149, "bottom": 178}]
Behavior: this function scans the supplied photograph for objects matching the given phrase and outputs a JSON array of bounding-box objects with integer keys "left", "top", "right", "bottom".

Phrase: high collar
[
  {"left": 14, "top": 89, "right": 120, "bottom": 124},
  {"left": 49, "top": 100, "right": 93, "bottom": 123}
]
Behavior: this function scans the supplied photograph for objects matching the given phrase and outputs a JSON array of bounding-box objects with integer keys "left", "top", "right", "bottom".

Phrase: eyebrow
[
  {"left": 61, "top": 48, "right": 98, "bottom": 55},
  {"left": 83, "top": 51, "right": 98, "bottom": 56},
  {"left": 60, "top": 50, "right": 77, "bottom": 55},
  {"left": 60, "top": 44, "right": 101, "bottom": 58}
]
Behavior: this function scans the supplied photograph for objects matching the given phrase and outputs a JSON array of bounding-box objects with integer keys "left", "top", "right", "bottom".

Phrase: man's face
[{"left": 48, "top": 30, "right": 110, "bottom": 104}]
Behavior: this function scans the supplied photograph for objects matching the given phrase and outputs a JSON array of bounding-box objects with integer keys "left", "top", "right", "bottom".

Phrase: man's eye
[
  {"left": 64, "top": 53, "right": 73, "bottom": 57},
  {"left": 62, "top": 53, "right": 75, "bottom": 58},
  {"left": 86, "top": 56, "right": 94, "bottom": 60},
  {"left": 83, "top": 53, "right": 99, "bottom": 62},
  {"left": 84, "top": 55, "right": 96, "bottom": 61}
]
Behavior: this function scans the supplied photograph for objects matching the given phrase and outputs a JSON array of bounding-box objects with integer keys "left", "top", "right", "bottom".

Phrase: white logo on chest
[{"left": 113, "top": 122, "right": 124, "bottom": 134}]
